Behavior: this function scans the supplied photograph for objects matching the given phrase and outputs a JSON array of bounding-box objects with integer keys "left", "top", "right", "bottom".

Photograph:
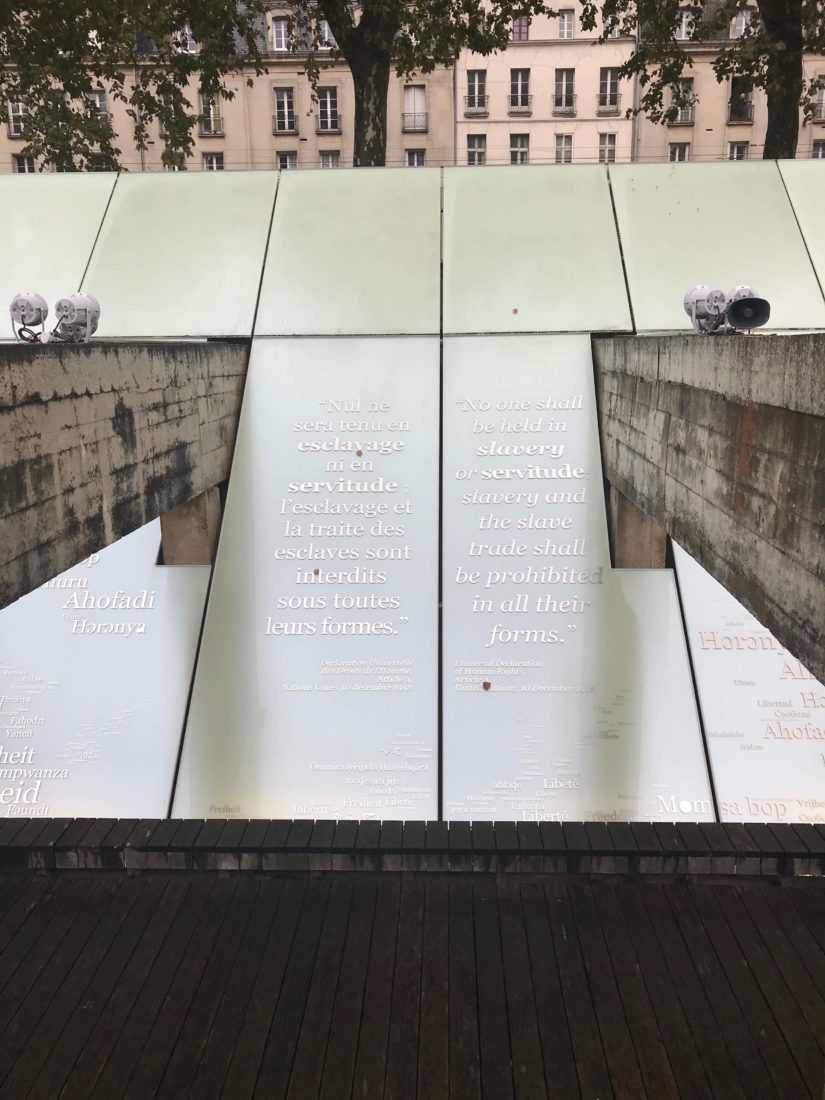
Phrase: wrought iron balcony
[
  {"left": 198, "top": 116, "right": 223, "bottom": 137},
  {"left": 508, "top": 94, "right": 532, "bottom": 116},
  {"left": 464, "top": 95, "right": 489, "bottom": 117},
  {"left": 552, "top": 93, "right": 576, "bottom": 117},
  {"left": 815, "top": 104, "right": 825, "bottom": 124},
  {"left": 272, "top": 115, "right": 298, "bottom": 135},
  {"left": 727, "top": 99, "right": 754, "bottom": 124},
  {"left": 668, "top": 107, "right": 695, "bottom": 126},
  {"left": 597, "top": 93, "right": 621, "bottom": 116},
  {"left": 402, "top": 111, "right": 428, "bottom": 132},
  {"left": 317, "top": 114, "right": 342, "bottom": 134}
]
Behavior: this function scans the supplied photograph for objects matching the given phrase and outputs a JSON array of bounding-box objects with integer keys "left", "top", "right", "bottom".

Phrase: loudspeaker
[{"left": 726, "top": 296, "right": 770, "bottom": 331}]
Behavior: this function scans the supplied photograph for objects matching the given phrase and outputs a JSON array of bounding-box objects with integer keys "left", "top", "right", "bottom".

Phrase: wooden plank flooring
[{"left": 0, "top": 874, "right": 822, "bottom": 1100}]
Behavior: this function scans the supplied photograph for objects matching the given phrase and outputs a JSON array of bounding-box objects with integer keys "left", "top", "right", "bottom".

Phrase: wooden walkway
[{"left": 0, "top": 873, "right": 823, "bottom": 1099}]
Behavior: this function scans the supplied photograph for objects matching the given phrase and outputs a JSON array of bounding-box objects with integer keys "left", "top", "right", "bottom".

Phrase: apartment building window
[
  {"left": 669, "top": 142, "right": 690, "bottom": 161},
  {"left": 558, "top": 10, "right": 574, "bottom": 38},
  {"left": 733, "top": 7, "right": 753, "bottom": 36},
  {"left": 466, "top": 70, "right": 488, "bottom": 114},
  {"left": 555, "top": 134, "right": 573, "bottom": 163},
  {"left": 202, "top": 152, "right": 224, "bottom": 171},
  {"left": 467, "top": 134, "right": 486, "bottom": 166},
  {"left": 320, "top": 150, "right": 341, "bottom": 168},
  {"left": 274, "top": 88, "right": 297, "bottom": 133},
  {"left": 675, "top": 8, "right": 693, "bottom": 40},
  {"left": 7, "top": 100, "right": 25, "bottom": 137},
  {"left": 317, "top": 87, "right": 340, "bottom": 132},
  {"left": 86, "top": 90, "right": 108, "bottom": 119},
  {"left": 163, "top": 160, "right": 187, "bottom": 171},
  {"left": 277, "top": 150, "right": 297, "bottom": 169},
  {"left": 599, "top": 132, "right": 617, "bottom": 163},
  {"left": 272, "top": 17, "right": 289, "bottom": 51},
  {"left": 510, "top": 133, "right": 529, "bottom": 165},
  {"left": 199, "top": 93, "right": 223, "bottom": 135},
  {"left": 177, "top": 23, "right": 198, "bottom": 53},
  {"left": 509, "top": 69, "right": 531, "bottom": 113},
  {"left": 511, "top": 16, "right": 529, "bottom": 41},
  {"left": 406, "top": 149, "right": 426, "bottom": 167},
  {"left": 812, "top": 141, "right": 825, "bottom": 158},
  {"left": 670, "top": 78, "right": 695, "bottom": 124},
  {"left": 729, "top": 76, "right": 753, "bottom": 123},
  {"left": 13, "top": 154, "right": 35, "bottom": 174},
  {"left": 554, "top": 69, "right": 576, "bottom": 114},
  {"left": 318, "top": 19, "right": 336, "bottom": 47},
  {"left": 816, "top": 83, "right": 825, "bottom": 121},
  {"left": 729, "top": 141, "right": 749, "bottom": 160},
  {"left": 403, "top": 85, "right": 428, "bottom": 132},
  {"left": 598, "top": 68, "right": 620, "bottom": 113}
]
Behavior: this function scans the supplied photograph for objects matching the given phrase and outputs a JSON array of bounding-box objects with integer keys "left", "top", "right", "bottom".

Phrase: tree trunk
[
  {"left": 350, "top": 52, "right": 390, "bottom": 167},
  {"left": 759, "top": 0, "right": 803, "bottom": 158}
]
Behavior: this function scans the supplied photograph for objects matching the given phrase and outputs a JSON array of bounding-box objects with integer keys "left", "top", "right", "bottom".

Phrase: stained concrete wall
[
  {"left": 0, "top": 340, "right": 248, "bottom": 608},
  {"left": 593, "top": 333, "right": 825, "bottom": 685}
]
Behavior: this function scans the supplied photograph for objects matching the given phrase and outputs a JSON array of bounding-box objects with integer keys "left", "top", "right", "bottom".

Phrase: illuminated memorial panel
[
  {"left": 610, "top": 162, "right": 825, "bottom": 332},
  {"left": 673, "top": 543, "right": 825, "bottom": 824},
  {"left": 82, "top": 172, "right": 278, "bottom": 338},
  {"left": 173, "top": 338, "right": 439, "bottom": 820},
  {"left": 0, "top": 173, "right": 115, "bottom": 333},
  {"left": 255, "top": 169, "right": 441, "bottom": 337},
  {"left": 442, "top": 335, "right": 712, "bottom": 822},
  {"left": 443, "top": 166, "right": 632, "bottom": 335},
  {"left": 0, "top": 521, "right": 208, "bottom": 818}
]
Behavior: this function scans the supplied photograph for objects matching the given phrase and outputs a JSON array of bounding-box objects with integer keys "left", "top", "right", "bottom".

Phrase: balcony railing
[
  {"left": 198, "top": 116, "right": 223, "bottom": 136},
  {"left": 317, "top": 114, "right": 342, "bottom": 134},
  {"left": 508, "top": 94, "right": 532, "bottom": 116},
  {"left": 597, "top": 93, "right": 621, "bottom": 116},
  {"left": 668, "top": 107, "right": 695, "bottom": 126},
  {"left": 552, "top": 93, "right": 576, "bottom": 116},
  {"left": 727, "top": 99, "right": 754, "bottom": 124},
  {"left": 272, "top": 114, "right": 298, "bottom": 135},
  {"left": 7, "top": 121, "right": 24, "bottom": 139},
  {"left": 464, "top": 95, "right": 489, "bottom": 117},
  {"left": 815, "top": 104, "right": 825, "bottom": 124},
  {"left": 402, "top": 111, "right": 428, "bottom": 132}
]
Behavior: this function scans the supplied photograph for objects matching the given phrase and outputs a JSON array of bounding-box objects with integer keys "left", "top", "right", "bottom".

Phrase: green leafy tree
[
  {"left": 581, "top": 0, "right": 825, "bottom": 159},
  {"left": 0, "top": 1, "right": 269, "bottom": 170}
]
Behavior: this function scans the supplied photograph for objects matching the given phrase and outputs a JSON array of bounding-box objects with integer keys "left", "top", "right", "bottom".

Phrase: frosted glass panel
[
  {"left": 255, "top": 169, "right": 440, "bottom": 335},
  {"left": 444, "top": 166, "right": 632, "bottom": 334},
  {"left": 674, "top": 543, "right": 825, "bottom": 824},
  {"left": 174, "top": 337, "right": 439, "bottom": 819},
  {"left": 779, "top": 160, "right": 825, "bottom": 296},
  {"left": 83, "top": 172, "right": 278, "bottom": 337},
  {"left": 0, "top": 173, "right": 115, "bottom": 337},
  {"left": 611, "top": 162, "right": 825, "bottom": 332},
  {"left": 442, "top": 335, "right": 711, "bottom": 821},
  {"left": 0, "top": 520, "right": 208, "bottom": 818}
]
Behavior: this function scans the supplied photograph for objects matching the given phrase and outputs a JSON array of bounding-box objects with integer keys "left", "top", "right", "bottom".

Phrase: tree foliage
[
  {"left": 580, "top": 0, "right": 825, "bottom": 158},
  {"left": 0, "top": 1, "right": 269, "bottom": 170}
]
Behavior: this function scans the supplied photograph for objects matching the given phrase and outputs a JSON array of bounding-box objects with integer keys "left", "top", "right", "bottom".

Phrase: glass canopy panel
[
  {"left": 441, "top": 334, "right": 712, "bottom": 822},
  {"left": 443, "top": 166, "right": 632, "bottom": 334},
  {"left": 0, "top": 174, "right": 116, "bottom": 340},
  {"left": 82, "top": 172, "right": 278, "bottom": 337},
  {"left": 673, "top": 543, "right": 825, "bottom": 825},
  {"left": 0, "top": 520, "right": 208, "bottom": 818},
  {"left": 778, "top": 160, "right": 825, "bottom": 297},
  {"left": 174, "top": 337, "right": 439, "bottom": 820},
  {"left": 255, "top": 168, "right": 441, "bottom": 335},
  {"left": 610, "top": 161, "right": 825, "bottom": 332}
]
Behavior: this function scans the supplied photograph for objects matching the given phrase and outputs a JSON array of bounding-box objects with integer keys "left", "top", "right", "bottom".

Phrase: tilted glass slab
[
  {"left": 0, "top": 173, "right": 116, "bottom": 339},
  {"left": 82, "top": 172, "right": 278, "bottom": 337},
  {"left": 778, "top": 159, "right": 825, "bottom": 301},
  {"left": 174, "top": 337, "right": 439, "bottom": 819},
  {"left": 0, "top": 520, "right": 208, "bottom": 818},
  {"left": 673, "top": 542, "right": 825, "bottom": 824},
  {"left": 610, "top": 161, "right": 825, "bottom": 332},
  {"left": 443, "top": 166, "right": 632, "bottom": 334},
  {"left": 255, "top": 168, "right": 441, "bottom": 336},
  {"left": 442, "top": 334, "right": 712, "bottom": 822}
]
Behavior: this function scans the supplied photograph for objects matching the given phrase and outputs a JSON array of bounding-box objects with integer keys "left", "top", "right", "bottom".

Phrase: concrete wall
[
  {"left": 593, "top": 333, "right": 825, "bottom": 684},
  {"left": 0, "top": 340, "right": 248, "bottom": 607}
]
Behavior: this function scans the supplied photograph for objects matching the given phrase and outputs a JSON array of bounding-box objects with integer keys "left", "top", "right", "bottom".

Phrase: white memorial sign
[
  {"left": 442, "top": 335, "right": 713, "bottom": 822},
  {"left": 173, "top": 338, "right": 439, "bottom": 819},
  {"left": 674, "top": 543, "right": 825, "bottom": 824},
  {"left": 0, "top": 520, "right": 208, "bottom": 818}
]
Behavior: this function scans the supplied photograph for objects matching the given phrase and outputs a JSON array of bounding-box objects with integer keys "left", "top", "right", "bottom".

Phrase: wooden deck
[{"left": 0, "top": 872, "right": 823, "bottom": 1099}]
